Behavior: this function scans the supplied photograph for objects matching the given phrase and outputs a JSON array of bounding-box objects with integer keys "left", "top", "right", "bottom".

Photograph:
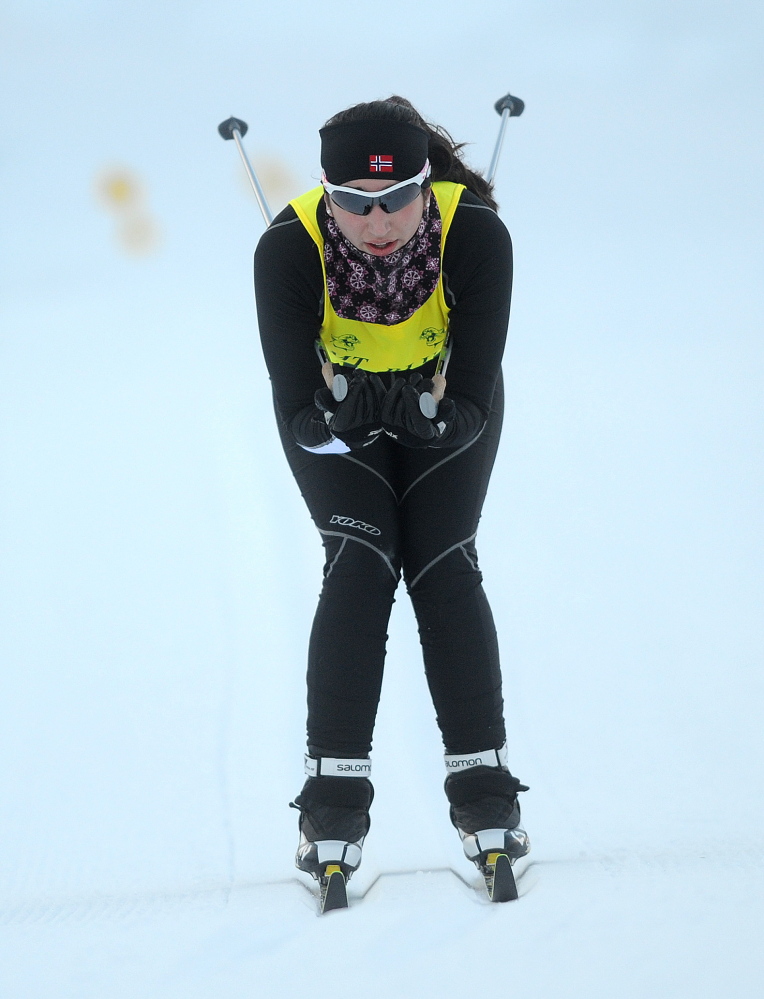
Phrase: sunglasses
[{"left": 322, "top": 160, "right": 431, "bottom": 216}]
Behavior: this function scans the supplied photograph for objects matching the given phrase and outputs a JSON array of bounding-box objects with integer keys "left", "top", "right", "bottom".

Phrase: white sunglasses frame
[{"left": 321, "top": 159, "right": 431, "bottom": 214}]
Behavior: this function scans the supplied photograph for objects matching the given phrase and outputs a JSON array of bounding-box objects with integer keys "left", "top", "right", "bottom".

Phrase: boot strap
[
  {"left": 305, "top": 755, "right": 372, "bottom": 778},
  {"left": 444, "top": 743, "right": 508, "bottom": 774}
]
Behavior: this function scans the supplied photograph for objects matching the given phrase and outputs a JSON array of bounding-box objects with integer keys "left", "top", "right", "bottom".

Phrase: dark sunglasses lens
[
  {"left": 330, "top": 191, "right": 374, "bottom": 216},
  {"left": 379, "top": 183, "right": 421, "bottom": 213}
]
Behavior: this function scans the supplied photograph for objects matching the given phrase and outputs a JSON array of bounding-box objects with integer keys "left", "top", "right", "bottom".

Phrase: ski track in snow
[{"left": 1, "top": 853, "right": 763, "bottom": 998}]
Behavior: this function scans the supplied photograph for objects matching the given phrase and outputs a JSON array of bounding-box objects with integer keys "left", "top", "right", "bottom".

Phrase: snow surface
[{"left": 1, "top": 2, "right": 763, "bottom": 996}]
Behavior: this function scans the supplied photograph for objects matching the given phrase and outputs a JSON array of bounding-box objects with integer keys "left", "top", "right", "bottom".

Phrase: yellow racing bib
[{"left": 290, "top": 181, "right": 464, "bottom": 373}]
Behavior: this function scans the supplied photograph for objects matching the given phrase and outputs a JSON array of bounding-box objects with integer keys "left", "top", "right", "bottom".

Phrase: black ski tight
[{"left": 278, "top": 374, "right": 507, "bottom": 758}]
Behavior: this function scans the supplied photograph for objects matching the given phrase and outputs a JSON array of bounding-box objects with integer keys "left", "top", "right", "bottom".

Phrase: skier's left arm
[
  {"left": 438, "top": 194, "right": 513, "bottom": 442},
  {"left": 385, "top": 192, "right": 513, "bottom": 449}
]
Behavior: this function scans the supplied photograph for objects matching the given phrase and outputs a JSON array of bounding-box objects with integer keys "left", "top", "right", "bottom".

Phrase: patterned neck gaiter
[{"left": 321, "top": 195, "right": 442, "bottom": 326}]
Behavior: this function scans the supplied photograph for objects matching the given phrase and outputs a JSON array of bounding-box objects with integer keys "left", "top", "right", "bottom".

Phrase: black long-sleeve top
[{"left": 254, "top": 189, "right": 513, "bottom": 450}]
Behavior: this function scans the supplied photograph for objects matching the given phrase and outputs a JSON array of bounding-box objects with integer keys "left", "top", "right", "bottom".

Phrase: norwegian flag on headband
[{"left": 369, "top": 154, "right": 393, "bottom": 173}]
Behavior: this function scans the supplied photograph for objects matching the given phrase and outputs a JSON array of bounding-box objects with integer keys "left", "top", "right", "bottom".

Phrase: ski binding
[
  {"left": 479, "top": 851, "right": 518, "bottom": 902},
  {"left": 317, "top": 863, "right": 348, "bottom": 913}
]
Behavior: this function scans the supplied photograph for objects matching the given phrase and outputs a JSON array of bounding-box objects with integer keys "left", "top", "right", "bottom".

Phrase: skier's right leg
[
  {"left": 277, "top": 425, "right": 402, "bottom": 874},
  {"left": 291, "top": 534, "right": 397, "bottom": 880},
  {"left": 306, "top": 534, "right": 399, "bottom": 756}
]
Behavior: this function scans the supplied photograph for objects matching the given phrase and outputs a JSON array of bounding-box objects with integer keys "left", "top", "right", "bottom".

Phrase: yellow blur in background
[
  {"left": 241, "top": 154, "right": 300, "bottom": 217},
  {"left": 94, "top": 166, "right": 162, "bottom": 256}
]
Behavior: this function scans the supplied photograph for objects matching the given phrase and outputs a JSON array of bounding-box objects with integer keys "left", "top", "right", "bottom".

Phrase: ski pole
[
  {"left": 315, "top": 340, "right": 350, "bottom": 402},
  {"left": 218, "top": 116, "right": 273, "bottom": 226},
  {"left": 220, "top": 117, "right": 347, "bottom": 399},
  {"left": 420, "top": 93, "right": 525, "bottom": 419},
  {"left": 486, "top": 92, "right": 525, "bottom": 185},
  {"left": 217, "top": 117, "right": 344, "bottom": 400}
]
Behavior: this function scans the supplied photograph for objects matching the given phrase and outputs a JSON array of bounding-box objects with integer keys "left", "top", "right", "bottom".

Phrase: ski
[
  {"left": 481, "top": 852, "right": 518, "bottom": 902},
  {"left": 318, "top": 864, "right": 348, "bottom": 914}
]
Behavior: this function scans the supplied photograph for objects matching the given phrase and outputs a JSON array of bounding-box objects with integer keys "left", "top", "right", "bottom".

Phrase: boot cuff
[
  {"left": 295, "top": 775, "right": 374, "bottom": 810},
  {"left": 445, "top": 766, "right": 528, "bottom": 806}
]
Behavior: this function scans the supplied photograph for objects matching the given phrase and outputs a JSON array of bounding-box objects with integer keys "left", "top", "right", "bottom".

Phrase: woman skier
[{"left": 253, "top": 96, "right": 529, "bottom": 905}]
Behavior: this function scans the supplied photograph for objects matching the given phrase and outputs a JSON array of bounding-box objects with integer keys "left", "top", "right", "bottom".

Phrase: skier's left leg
[
  {"left": 399, "top": 374, "right": 507, "bottom": 754},
  {"left": 398, "top": 373, "right": 530, "bottom": 879}
]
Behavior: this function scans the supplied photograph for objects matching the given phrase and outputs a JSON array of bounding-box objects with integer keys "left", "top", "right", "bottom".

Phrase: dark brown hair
[{"left": 323, "top": 96, "right": 498, "bottom": 211}]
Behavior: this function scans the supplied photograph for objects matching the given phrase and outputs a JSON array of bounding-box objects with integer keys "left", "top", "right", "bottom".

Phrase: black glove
[
  {"left": 314, "top": 371, "right": 386, "bottom": 449},
  {"left": 380, "top": 372, "right": 456, "bottom": 447}
]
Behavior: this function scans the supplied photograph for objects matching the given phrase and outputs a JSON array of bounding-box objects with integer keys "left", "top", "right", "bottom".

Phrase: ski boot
[
  {"left": 444, "top": 744, "right": 529, "bottom": 902},
  {"left": 290, "top": 754, "right": 373, "bottom": 913}
]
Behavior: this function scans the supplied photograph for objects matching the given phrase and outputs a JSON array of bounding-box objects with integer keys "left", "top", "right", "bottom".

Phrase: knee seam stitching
[
  {"left": 460, "top": 544, "right": 478, "bottom": 570},
  {"left": 318, "top": 529, "right": 399, "bottom": 581},
  {"left": 324, "top": 536, "right": 348, "bottom": 580},
  {"left": 408, "top": 532, "right": 478, "bottom": 589}
]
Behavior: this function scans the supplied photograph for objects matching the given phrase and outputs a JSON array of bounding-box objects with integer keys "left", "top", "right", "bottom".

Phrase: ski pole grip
[
  {"left": 218, "top": 116, "right": 249, "bottom": 140},
  {"left": 494, "top": 93, "right": 525, "bottom": 118}
]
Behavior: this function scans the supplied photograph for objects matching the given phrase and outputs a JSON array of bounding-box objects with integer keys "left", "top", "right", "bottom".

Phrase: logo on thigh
[{"left": 330, "top": 515, "right": 381, "bottom": 536}]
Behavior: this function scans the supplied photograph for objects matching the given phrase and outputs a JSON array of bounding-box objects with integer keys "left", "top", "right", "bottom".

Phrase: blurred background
[{"left": 1, "top": 0, "right": 762, "bottom": 914}]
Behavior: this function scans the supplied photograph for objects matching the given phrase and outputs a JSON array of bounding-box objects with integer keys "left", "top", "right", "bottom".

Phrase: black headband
[{"left": 320, "top": 119, "right": 429, "bottom": 185}]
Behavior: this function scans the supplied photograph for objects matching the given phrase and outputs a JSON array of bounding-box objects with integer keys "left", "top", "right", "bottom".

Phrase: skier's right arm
[{"left": 254, "top": 206, "right": 333, "bottom": 450}]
